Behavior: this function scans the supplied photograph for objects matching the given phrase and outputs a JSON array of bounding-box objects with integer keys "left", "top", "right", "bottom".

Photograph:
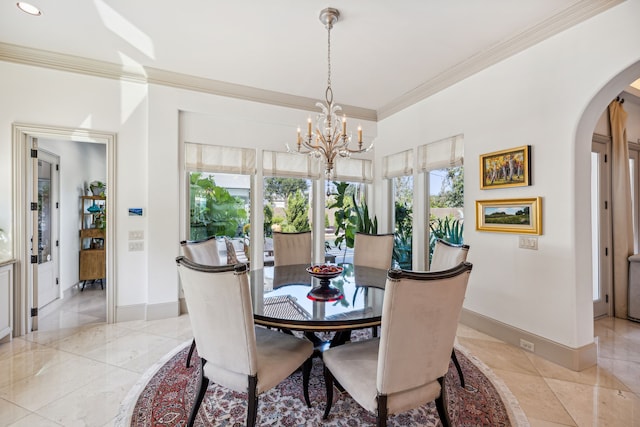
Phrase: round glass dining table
[{"left": 249, "top": 263, "right": 387, "bottom": 333}]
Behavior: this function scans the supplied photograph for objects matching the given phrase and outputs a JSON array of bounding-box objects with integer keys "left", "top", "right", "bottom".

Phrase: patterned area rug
[{"left": 118, "top": 331, "right": 529, "bottom": 426}]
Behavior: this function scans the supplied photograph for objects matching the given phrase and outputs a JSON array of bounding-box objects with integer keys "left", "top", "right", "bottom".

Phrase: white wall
[
  {"left": 1, "top": 0, "right": 639, "bottom": 351},
  {"left": 37, "top": 139, "right": 106, "bottom": 292},
  {"left": 375, "top": 0, "right": 640, "bottom": 348},
  {"left": 0, "top": 62, "right": 149, "bottom": 309}
]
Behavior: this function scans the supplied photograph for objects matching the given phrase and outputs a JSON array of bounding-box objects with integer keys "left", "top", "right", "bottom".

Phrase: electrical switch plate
[
  {"left": 518, "top": 236, "right": 538, "bottom": 250},
  {"left": 128, "top": 241, "right": 144, "bottom": 251},
  {"left": 129, "top": 230, "right": 144, "bottom": 240}
]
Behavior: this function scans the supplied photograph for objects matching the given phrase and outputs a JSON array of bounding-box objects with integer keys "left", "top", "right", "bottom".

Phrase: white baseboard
[
  {"left": 145, "top": 301, "right": 180, "bottom": 321},
  {"left": 116, "top": 304, "right": 146, "bottom": 322},
  {"left": 116, "top": 301, "right": 180, "bottom": 322},
  {"left": 460, "top": 308, "right": 597, "bottom": 371}
]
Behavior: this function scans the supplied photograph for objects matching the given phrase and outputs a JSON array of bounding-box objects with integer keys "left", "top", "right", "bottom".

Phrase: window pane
[
  {"left": 591, "top": 152, "right": 600, "bottom": 300},
  {"left": 428, "top": 166, "right": 464, "bottom": 266},
  {"left": 263, "top": 177, "right": 312, "bottom": 262},
  {"left": 188, "top": 171, "right": 251, "bottom": 264},
  {"left": 393, "top": 176, "right": 413, "bottom": 269},
  {"left": 325, "top": 181, "right": 367, "bottom": 264}
]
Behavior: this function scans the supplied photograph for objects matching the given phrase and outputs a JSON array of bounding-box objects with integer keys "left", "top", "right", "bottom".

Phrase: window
[
  {"left": 383, "top": 149, "right": 414, "bottom": 269},
  {"left": 325, "top": 180, "right": 367, "bottom": 264},
  {"left": 189, "top": 172, "right": 250, "bottom": 241},
  {"left": 184, "top": 143, "right": 255, "bottom": 262},
  {"left": 393, "top": 175, "right": 414, "bottom": 269},
  {"left": 427, "top": 166, "right": 464, "bottom": 265}
]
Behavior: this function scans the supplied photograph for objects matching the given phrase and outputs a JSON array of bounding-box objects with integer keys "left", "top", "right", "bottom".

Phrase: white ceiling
[{"left": 0, "top": 0, "right": 624, "bottom": 118}]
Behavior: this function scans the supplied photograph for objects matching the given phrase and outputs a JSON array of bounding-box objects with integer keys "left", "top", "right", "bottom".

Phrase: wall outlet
[{"left": 520, "top": 338, "right": 535, "bottom": 352}]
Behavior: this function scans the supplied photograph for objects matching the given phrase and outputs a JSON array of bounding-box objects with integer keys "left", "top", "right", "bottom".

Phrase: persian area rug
[{"left": 117, "top": 332, "right": 529, "bottom": 427}]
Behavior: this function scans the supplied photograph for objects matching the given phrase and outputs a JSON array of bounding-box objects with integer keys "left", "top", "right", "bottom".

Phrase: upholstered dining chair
[
  {"left": 352, "top": 232, "right": 394, "bottom": 338},
  {"left": 353, "top": 232, "right": 395, "bottom": 270},
  {"left": 430, "top": 239, "right": 470, "bottom": 272},
  {"left": 180, "top": 236, "right": 223, "bottom": 266},
  {"left": 430, "top": 238, "right": 470, "bottom": 387},
  {"left": 179, "top": 236, "right": 223, "bottom": 368},
  {"left": 322, "top": 262, "right": 473, "bottom": 427},
  {"left": 176, "top": 257, "right": 314, "bottom": 427},
  {"left": 272, "top": 231, "right": 312, "bottom": 266}
]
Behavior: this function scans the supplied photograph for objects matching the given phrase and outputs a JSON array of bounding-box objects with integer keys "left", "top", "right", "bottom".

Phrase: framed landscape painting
[
  {"left": 475, "top": 197, "right": 542, "bottom": 235},
  {"left": 480, "top": 145, "right": 531, "bottom": 189}
]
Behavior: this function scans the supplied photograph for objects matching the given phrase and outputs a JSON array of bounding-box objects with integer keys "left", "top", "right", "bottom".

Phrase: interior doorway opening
[{"left": 12, "top": 123, "right": 116, "bottom": 337}]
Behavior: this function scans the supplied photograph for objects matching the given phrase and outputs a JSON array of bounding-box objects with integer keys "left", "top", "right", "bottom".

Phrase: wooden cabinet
[{"left": 79, "top": 196, "right": 105, "bottom": 289}]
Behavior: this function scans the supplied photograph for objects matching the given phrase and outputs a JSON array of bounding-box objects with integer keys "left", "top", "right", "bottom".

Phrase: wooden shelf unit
[{"left": 79, "top": 195, "right": 105, "bottom": 288}]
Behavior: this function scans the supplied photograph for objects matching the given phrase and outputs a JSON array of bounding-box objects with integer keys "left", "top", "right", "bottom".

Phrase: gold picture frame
[
  {"left": 476, "top": 197, "right": 542, "bottom": 235},
  {"left": 480, "top": 145, "right": 531, "bottom": 189}
]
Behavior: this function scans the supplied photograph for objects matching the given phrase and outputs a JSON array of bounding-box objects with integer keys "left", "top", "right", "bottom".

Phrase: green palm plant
[{"left": 428, "top": 215, "right": 464, "bottom": 264}]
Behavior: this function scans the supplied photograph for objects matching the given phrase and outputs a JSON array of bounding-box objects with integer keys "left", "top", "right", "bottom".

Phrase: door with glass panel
[
  {"left": 36, "top": 150, "right": 60, "bottom": 311},
  {"left": 592, "top": 139, "right": 611, "bottom": 318}
]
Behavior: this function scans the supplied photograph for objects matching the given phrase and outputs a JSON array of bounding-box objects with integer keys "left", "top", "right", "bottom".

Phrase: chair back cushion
[
  {"left": 180, "top": 236, "right": 223, "bottom": 266},
  {"left": 353, "top": 233, "right": 395, "bottom": 270},
  {"left": 430, "top": 239, "right": 469, "bottom": 271},
  {"left": 176, "top": 258, "right": 257, "bottom": 379},
  {"left": 273, "top": 231, "right": 312, "bottom": 266},
  {"left": 376, "top": 263, "right": 472, "bottom": 395}
]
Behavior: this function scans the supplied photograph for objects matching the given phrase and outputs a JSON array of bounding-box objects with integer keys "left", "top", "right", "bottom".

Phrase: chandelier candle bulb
[
  {"left": 342, "top": 115, "right": 347, "bottom": 135},
  {"left": 358, "top": 126, "right": 362, "bottom": 143},
  {"left": 308, "top": 117, "right": 312, "bottom": 135}
]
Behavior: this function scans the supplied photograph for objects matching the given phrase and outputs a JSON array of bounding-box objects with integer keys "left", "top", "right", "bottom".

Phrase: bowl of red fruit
[
  {"left": 306, "top": 264, "right": 344, "bottom": 280},
  {"left": 306, "top": 264, "right": 344, "bottom": 301}
]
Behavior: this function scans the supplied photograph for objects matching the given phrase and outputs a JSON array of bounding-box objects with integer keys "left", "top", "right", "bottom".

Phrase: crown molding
[
  {"left": 376, "top": 0, "right": 624, "bottom": 120},
  {"left": 0, "top": 0, "right": 621, "bottom": 124},
  {"left": 0, "top": 42, "right": 378, "bottom": 122}
]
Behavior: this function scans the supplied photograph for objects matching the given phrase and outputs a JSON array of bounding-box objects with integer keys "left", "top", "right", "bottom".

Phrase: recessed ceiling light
[{"left": 17, "top": 2, "right": 42, "bottom": 16}]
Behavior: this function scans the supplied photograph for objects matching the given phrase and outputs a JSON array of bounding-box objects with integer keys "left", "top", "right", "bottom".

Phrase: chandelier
[{"left": 287, "top": 7, "right": 373, "bottom": 177}]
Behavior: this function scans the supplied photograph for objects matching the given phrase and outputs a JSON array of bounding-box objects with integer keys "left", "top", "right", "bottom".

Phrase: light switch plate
[
  {"left": 129, "top": 230, "right": 144, "bottom": 240},
  {"left": 519, "top": 236, "right": 538, "bottom": 250}
]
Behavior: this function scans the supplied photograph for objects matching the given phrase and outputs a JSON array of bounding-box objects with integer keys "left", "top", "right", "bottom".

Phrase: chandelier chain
[{"left": 326, "top": 24, "right": 332, "bottom": 103}]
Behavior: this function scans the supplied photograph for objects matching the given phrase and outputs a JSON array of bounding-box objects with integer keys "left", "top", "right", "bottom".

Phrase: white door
[
  {"left": 592, "top": 139, "right": 611, "bottom": 318},
  {"left": 37, "top": 150, "right": 60, "bottom": 309},
  {"left": 29, "top": 138, "right": 60, "bottom": 330}
]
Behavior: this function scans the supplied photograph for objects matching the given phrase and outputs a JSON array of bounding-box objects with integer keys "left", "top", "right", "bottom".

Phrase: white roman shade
[
  {"left": 383, "top": 149, "right": 413, "bottom": 179},
  {"left": 263, "top": 151, "right": 322, "bottom": 179},
  {"left": 418, "top": 134, "right": 464, "bottom": 172},
  {"left": 185, "top": 142, "right": 256, "bottom": 174},
  {"left": 334, "top": 157, "right": 373, "bottom": 183}
]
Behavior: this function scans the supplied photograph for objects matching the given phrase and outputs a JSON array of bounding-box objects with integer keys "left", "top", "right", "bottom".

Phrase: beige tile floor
[{"left": 0, "top": 290, "right": 639, "bottom": 426}]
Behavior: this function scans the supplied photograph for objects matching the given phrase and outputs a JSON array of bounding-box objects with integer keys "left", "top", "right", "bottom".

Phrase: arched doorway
[{"left": 575, "top": 61, "right": 640, "bottom": 325}]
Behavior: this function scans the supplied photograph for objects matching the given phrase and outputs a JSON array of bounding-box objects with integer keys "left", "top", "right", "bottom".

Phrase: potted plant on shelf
[{"left": 89, "top": 180, "right": 106, "bottom": 197}]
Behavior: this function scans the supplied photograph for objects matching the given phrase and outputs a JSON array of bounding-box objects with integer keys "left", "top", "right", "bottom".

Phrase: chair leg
[
  {"left": 185, "top": 338, "right": 196, "bottom": 368},
  {"left": 247, "top": 375, "right": 258, "bottom": 427},
  {"left": 451, "top": 348, "right": 465, "bottom": 388},
  {"left": 435, "top": 377, "right": 451, "bottom": 427},
  {"left": 376, "top": 394, "right": 388, "bottom": 427},
  {"left": 302, "top": 358, "right": 312, "bottom": 408},
  {"left": 322, "top": 366, "right": 334, "bottom": 420},
  {"left": 187, "top": 358, "right": 209, "bottom": 427}
]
